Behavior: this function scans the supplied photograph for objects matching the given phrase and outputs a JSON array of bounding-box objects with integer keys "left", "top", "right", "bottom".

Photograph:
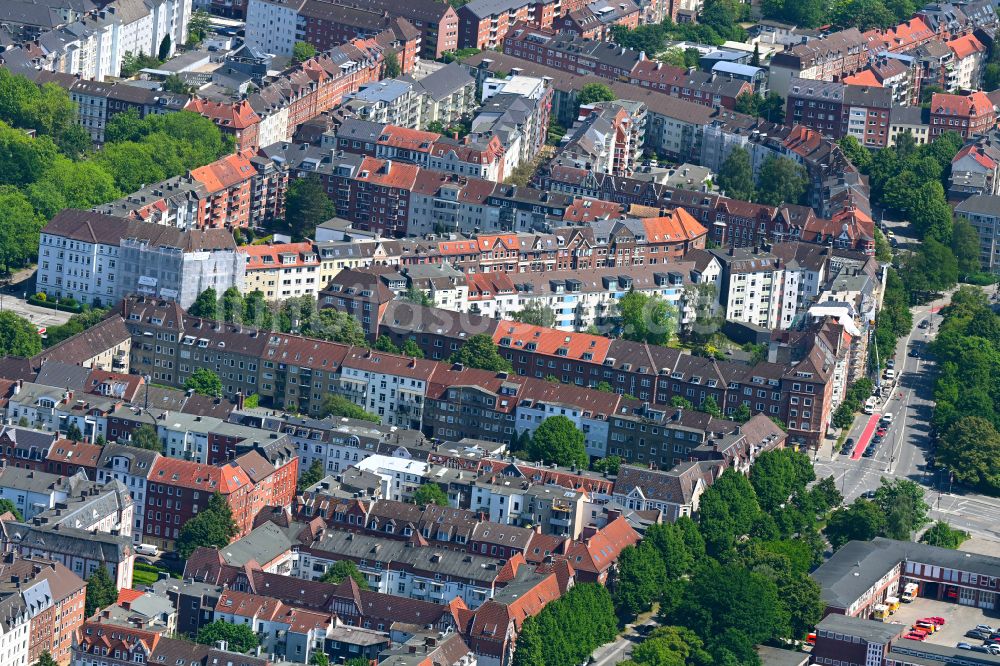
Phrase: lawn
[{"left": 133, "top": 562, "right": 166, "bottom": 587}]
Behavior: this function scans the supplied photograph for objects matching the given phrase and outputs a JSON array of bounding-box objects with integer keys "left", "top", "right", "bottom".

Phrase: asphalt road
[{"left": 814, "top": 284, "right": 1000, "bottom": 541}]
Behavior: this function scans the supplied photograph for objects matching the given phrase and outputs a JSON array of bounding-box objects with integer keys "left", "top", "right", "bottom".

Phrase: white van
[
  {"left": 864, "top": 397, "right": 878, "bottom": 414},
  {"left": 136, "top": 544, "right": 159, "bottom": 557},
  {"left": 881, "top": 413, "right": 893, "bottom": 426},
  {"left": 884, "top": 368, "right": 896, "bottom": 381}
]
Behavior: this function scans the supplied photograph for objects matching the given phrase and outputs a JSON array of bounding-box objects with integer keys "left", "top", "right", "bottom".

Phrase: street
[{"left": 813, "top": 284, "right": 1000, "bottom": 541}]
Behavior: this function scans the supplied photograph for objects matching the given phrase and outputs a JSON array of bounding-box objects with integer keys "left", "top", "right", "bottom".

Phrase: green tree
[
  {"left": 577, "top": 83, "right": 616, "bottom": 107},
  {"left": 617, "top": 290, "right": 677, "bottom": 346},
  {"left": 0, "top": 121, "right": 58, "bottom": 187},
  {"left": 33, "top": 157, "right": 119, "bottom": 210},
  {"left": 243, "top": 291, "right": 273, "bottom": 330},
  {"left": 176, "top": 492, "right": 239, "bottom": 558},
  {"left": 0, "top": 498, "right": 23, "bottom": 521},
  {"left": 221, "top": 287, "right": 244, "bottom": 323},
  {"left": 285, "top": 176, "right": 335, "bottom": 239},
  {"left": 401, "top": 339, "right": 424, "bottom": 359},
  {"left": 85, "top": 566, "right": 117, "bottom": 616},
  {"left": 0, "top": 311, "right": 42, "bottom": 357},
  {"left": 292, "top": 41, "right": 318, "bottom": 63},
  {"left": 309, "top": 652, "right": 329, "bottom": 666},
  {"left": 717, "top": 147, "right": 755, "bottom": 202},
  {"left": 33, "top": 650, "right": 58, "bottom": 666},
  {"left": 384, "top": 50, "right": 402, "bottom": 78},
  {"left": 196, "top": 620, "right": 260, "bottom": 653},
  {"left": 644, "top": 522, "right": 695, "bottom": 579},
  {"left": 450, "top": 333, "right": 513, "bottom": 373},
  {"left": 93, "top": 141, "right": 165, "bottom": 193},
  {"left": 127, "top": 424, "right": 162, "bottom": 451},
  {"left": 319, "top": 560, "right": 370, "bottom": 590},
  {"left": 732, "top": 403, "right": 752, "bottom": 423},
  {"left": 512, "top": 302, "right": 556, "bottom": 327},
  {"left": 309, "top": 309, "right": 367, "bottom": 346},
  {"left": 873, "top": 477, "right": 929, "bottom": 539},
  {"left": 831, "top": 0, "right": 894, "bottom": 29},
  {"left": 298, "top": 460, "right": 325, "bottom": 491},
  {"left": 951, "top": 218, "right": 982, "bottom": 279},
  {"left": 320, "top": 395, "right": 380, "bottom": 423},
  {"left": 526, "top": 416, "right": 589, "bottom": 468},
  {"left": 375, "top": 336, "right": 400, "bottom": 353},
  {"left": 185, "top": 368, "right": 223, "bottom": 397},
  {"left": 511, "top": 583, "right": 616, "bottom": 666},
  {"left": 921, "top": 521, "right": 969, "bottom": 549},
  {"left": 0, "top": 188, "right": 45, "bottom": 272},
  {"left": 839, "top": 136, "right": 873, "bottom": 170},
  {"left": 65, "top": 422, "right": 83, "bottom": 442},
  {"left": 591, "top": 455, "right": 621, "bottom": 475},
  {"left": 189, "top": 287, "right": 219, "bottom": 319},
  {"left": 162, "top": 74, "right": 191, "bottom": 94},
  {"left": 756, "top": 155, "right": 807, "bottom": 206},
  {"left": 614, "top": 542, "right": 667, "bottom": 620},
  {"left": 824, "top": 499, "right": 886, "bottom": 550},
  {"left": 938, "top": 416, "right": 1000, "bottom": 493},
  {"left": 512, "top": 617, "right": 545, "bottom": 666},
  {"left": 412, "top": 483, "right": 449, "bottom": 507},
  {"left": 750, "top": 448, "right": 814, "bottom": 513},
  {"left": 158, "top": 35, "right": 172, "bottom": 61},
  {"left": 186, "top": 10, "right": 212, "bottom": 44}
]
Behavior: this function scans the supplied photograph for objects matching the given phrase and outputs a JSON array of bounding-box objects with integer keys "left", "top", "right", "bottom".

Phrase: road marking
[{"left": 851, "top": 413, "right": 882, "bottom": 460}]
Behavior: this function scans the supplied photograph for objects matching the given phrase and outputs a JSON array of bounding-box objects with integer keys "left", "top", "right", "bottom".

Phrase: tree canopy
[
  {"left": 196, "top": 621, "right": 260, "bottom": 653},
  {"left": 127, "top": 424, "right": 162, "bottom": 451},
  {"left": 756, "top": 155, "right": 807, "bottom": 206},
  {"left": 321, "top": 395, "right": 380, "bottom": 423},
  {"left": 185, "top": 368, "right": 223, "bottom": 397},
  {"left": 412, "top": 483, "right": 450, "bottom": 507},
  {"left": 717, "top": 147, "right": 755, "bottom": 202},
  {"left": 285, "top": 175, "right": 335, "bottom": 239},
  {"left": 450, "top": 334, "right": 513, "bottom": 373},
  {"left": 0, "top": 498, "right": 23, "bottom": 521},
  {"left": 0, "top": 312, "right": 41, "bottom": 357},
  {"left": 298, "top": 460, "right": 325, "bottom": 491},
  {"left": 525, "top": 416, "right": 589, "bottom": 468},
  {"left": 512, "top": 584, "right": 616, "bottom": 666},
  {"left": 617, "top": 290, "right": 677, "bottom": 346},
  {"left": 319, "top": 559, "right": 370, "bottom": 590},
  {"left": 176, "top": 492, "right": 239, "bottom": 558},
  {"left": 85, "top": 566, "right": 118, "bottom": 617}
]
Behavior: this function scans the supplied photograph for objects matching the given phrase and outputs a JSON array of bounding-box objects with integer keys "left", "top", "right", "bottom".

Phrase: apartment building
[
  {"left": 955, "top": 194, "right": 1000, "bottom": 274},
  {"left": 345, "top": 0, "right": 460, "bottom": 59},
  {"left": 457, "top": 0, "right": 556, "bottom": 49},
  {"left": 785, "top": 79, "right": 894, "bottom": 148},
  {"left": 768, "top": 28, "right": 868, "bottom": 97},
  {"left": 241, "top": 242, "right": 322, "bottom": 300},
  {"left": 37, "top": 210, "right": 245, "bottom": 309},
  {"left": 929, "top": 91, "right": 996, "bottom": 139},
  {"left": 627, "top": 61, "right": 754, "bottom": 110},
  {"left": 949, "top": 136, "right": 1000, "bottom": 201},
  {"left": 554, "top": 101, "right": 646, "bottom": 177},
  {"left": 0, "top": 555, "right": 85, "bottom": 666},
  {"left": 945, "top": 32, "right": 987, "bottom": 90},
  {"left": 554, "top": 0, "right": 640, "bottom": 40}
]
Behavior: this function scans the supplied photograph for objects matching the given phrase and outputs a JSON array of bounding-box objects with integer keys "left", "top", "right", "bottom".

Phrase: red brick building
[
  {"left": 930, "top": 91, "right": 996, "bottom": 139},
  {"left": 298, "top": 2, "right": 420, "bottom": 74},
  {"left": 457, "top": 0, "right": 557, "bottom": 50},
  {"left": 553, "top": 0, "right": 640, "bottom": 40},
  {"left": 0, "top": 426, "right": 59, "bottom": 471},
  {"left": 189, "top": 153, "right": 258, "bottom": 229},
  {"left": 185, "top": 99, "right": 261, "bottom": 153}
]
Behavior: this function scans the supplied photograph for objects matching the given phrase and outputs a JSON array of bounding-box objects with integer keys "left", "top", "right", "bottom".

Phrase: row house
[
  {"left": 141, "top": 451, "right": 298, "bottom": 549},
  {"left": 96, "top": 152, "right": 288, "bottom": 230},
  {"left": 785, "top": 78, "right": 894, "bottom": 148},
  {"left": 246, "top": 0, "right": 419, "bottom": 73},
  {"left": 457, "top": 0, "right": 557, "bottom": 50},
  {"left": 72, "top": 622, "right": 273, "bottom": 666},
  {"left": 841, "top": 53, "right": 920, "bottom": 107},
  {"left": 184, "top": 99, "right": 261, "bottom": 153},
  {"left": 554, "top": 0, "right": 641, "bottom": 40},
  {"left": 114, "top": 293, "right": 833, "bottom": 448},
  {"left": 241, "top": 242, "right": 322, "bottom": 300},
  {"left": 553, "top": 102, "right": 646, "bottom": 178},
  {"left": 929, "top": 90, "right": 996, "bottom": 139},
  {"left": 767, "top": 28, "right": 868, "bottom": 98},
  {"left": 355, "top": 0, "right": 460, "bottom": 59},
  {"left": 627, "top": 61, "right": 754, "bottom": 110},
  {"left": 862, "top": 17, "right": 936, "bottom": 54},
  {"left": 944, "top": 32, "right": 987, "bottom": 90},
  {"left": 949, "top": 135, "right": 1000, "bottom": 201}
]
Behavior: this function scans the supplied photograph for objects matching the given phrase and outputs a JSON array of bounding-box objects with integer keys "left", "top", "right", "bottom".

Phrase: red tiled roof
[
  {"left": 356, "top": 156, "right": 421, "bottom": 189},
  {"left": 946, "top": 33, "right": 985, "bottom": 60},
  {"left": 842, "top": 70, "right": 882, "bottom": 87},
  {"left": 241, "top": 242, "right": 319, "bottom": 270},
  {"left": 493, "top": 321, "right": 612, "bottom": 363},
  {"left": 562, "top": 198, "right": 623, "bottom": 223},
  {"left": 640, "top": 207, "right": 707, "bottom": 241},
  {"left": 148, "top": 457, "right": 252, "bottom": 494},
  {"left": 467, "top": 271, "right": 516, "bottom": 300},
  {"left": 45, "top": 439, "right": 102, "bottom": 467},
  {"left": 563, "top": 516, "right": 639, "bottom": 574},
  {"left": 185, "top": 98, "right": 261, "bottom": 129},
  {"left": 116, "top": 588, "right": 144, "bottom": 605},
  {"left": 376, "top": 126, "right": 441, "bottom": 152},
  {"left": 190, "top": 153, "right": 258, "bottom": 192},
  {"left": 931, "top": 91, "right": 994, "bottom": 117},
  {"left": 216, "top": 589, "right": 287, "bottom": 621},
  {"left": 863, "top": 17, "right": 933, "bottom": 51},
  {"left": 955, "top": 143, "right": 998, "bottom": 170}
]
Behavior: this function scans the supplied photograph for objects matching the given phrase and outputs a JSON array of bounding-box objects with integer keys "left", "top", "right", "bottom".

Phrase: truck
[
  {"left": 873, "top": 604, "right": 890, "bottom": 621},
  {"left": 902, "top": 582, "right": 919, "bottom": 602},
  {"left": 885, "top": 596, "right": 900, "bottom": 614}
]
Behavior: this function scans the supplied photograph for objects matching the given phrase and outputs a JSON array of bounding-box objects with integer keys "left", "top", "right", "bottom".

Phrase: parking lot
[{"left": 889, "top": 596, "right": 1000, "bottom": 648}]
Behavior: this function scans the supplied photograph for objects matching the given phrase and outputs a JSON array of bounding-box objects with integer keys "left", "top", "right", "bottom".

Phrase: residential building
[
  {"left": 944, "top": 32, "right": 987, "bottom": 90},
  {"left": 0, "top": 555, "right": 86, "bottom": 666},
  {"left": 955, "top": 194, "right": 1000, "bottom": 274},
  {"left": 554, "top": 101, "right": 646, "bottom": 178},
  {"left": 457, "top": 0, "right": 556, "bottom": 50},
  {"left": 768, "top": 28, "right": 868, "bottom": 98},
  {"left": 95, "top": 445, "right": 160, "bottom": 544},
  {"left": 241, "top": 242, "right": 322, "bottom": 300},
  {"left": 785, "top": 79, "right": 894, "bottom": 148},
  {"left": 2, "top": 521, "right": 135, "bottom": 590},
  {"left": 554, "top": 0, "right": 640, "bottom": 40},
  {"left": 37, "top": 209, "right": 246, "bottom": 309},
  {"left": 929, "top": 91, "right": 996, "bottom": 139},
  {"left": 950, "top": 137, "right": 1000, "bottom": 201}
]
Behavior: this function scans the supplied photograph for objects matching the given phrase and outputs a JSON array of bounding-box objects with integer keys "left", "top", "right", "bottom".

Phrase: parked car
[
  {"left": 958, "top": 642, "right": 974, "bottom": 650},
  {"left": 872, "top": 435, "right": 883, "bottom": 445},
  {"left": 919, "top": 319, "right": 930, "bottom": 329},
  {"left": 973, "top": 625, "right": 993, "bottom": 634},
  {"left": 876, "top": 427, "right": 888, "bottom": 437},
  {"left": 862, "top": 490, "right": 877, "bottom": 499},
  {"left": 904, "top": 632, "right": 926, "bottom": 641},
  {"left": 886, "top": 358, "right": 896, "bottom": 369},
  {"left": 927, "top": 617, "right": 945, "bottom": 626},
  {"left": 863, "top": 447, "right": 876, "bottom": 458},
  {"left": 841, "top": 442, "right": 854, "bottom": 455}
]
